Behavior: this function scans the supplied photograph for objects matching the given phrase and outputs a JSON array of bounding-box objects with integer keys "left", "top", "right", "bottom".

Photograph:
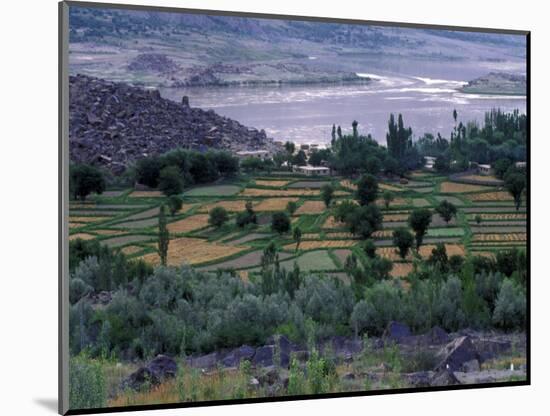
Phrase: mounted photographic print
[{"left": 59, "top": 1, "right": 530, "bottom": 414}]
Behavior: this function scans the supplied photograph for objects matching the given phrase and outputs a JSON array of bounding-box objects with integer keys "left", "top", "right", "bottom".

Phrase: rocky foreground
[
  {"left": 69, "top": 75, "right": 277, "bottom": 173},
  {"left": 121, "top": 322, "right": 526, "bottom": 396}
]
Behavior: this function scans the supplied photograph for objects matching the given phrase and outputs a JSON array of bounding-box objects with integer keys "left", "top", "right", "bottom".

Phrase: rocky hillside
[
  {"left": 461, "top": 72, "right": 526, "bottom": 95},
  {"left": 69, "top": 75, "right": 276, "bottom": 173}
]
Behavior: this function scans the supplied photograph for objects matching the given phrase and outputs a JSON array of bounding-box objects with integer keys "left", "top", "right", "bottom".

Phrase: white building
[
  {"left": 478, "top": 164, "right": 493, "bottom": 175},
  {"left": 515, "top": 161, "right": 527, "bottom": 169},
  {"left": 295, "top": 165, "right": 330, "bottom": 176},
  {"left": 424, "top": 156, "right": 436, "bottom": 170},
  {"left": 235, "top": 150, "right": 270, "bottom": 160}
]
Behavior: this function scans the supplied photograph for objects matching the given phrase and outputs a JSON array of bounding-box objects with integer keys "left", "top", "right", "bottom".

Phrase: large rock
[
  {"left": 187, "top": 351, "right": 219, "bottom": 369},
  {"left": 436, "top": 336, "right": 478, "bottom": 372},
  {"left": 221, "top": 345, "right": 256, "bottom": 367},
  {"left": 424, "top": 326, "right": 450, "bottom": 345},
  {"left": 473, "top": 339, "right": 512, "bottom": 362},
  {"left": 122, "top": 355, "right": 177, "bottom": 391},
  {"left": 430, "top": 368, "right": 460, "bottom": 386},
  {"left": 383, "top": 321, "right": 412, "bottom": 344},
  {"left": 69, "top": 75, "right": 277, "bottom": 172}
]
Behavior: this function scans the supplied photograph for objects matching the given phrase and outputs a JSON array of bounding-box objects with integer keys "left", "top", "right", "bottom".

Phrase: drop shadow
[{"left": 34, "top": 398, "right": 58, "bottom": 413}]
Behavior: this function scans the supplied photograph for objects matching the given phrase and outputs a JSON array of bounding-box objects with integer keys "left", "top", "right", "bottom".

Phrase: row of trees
[{"left": 69, "top": 244, "right": 526, "bottom": 361}]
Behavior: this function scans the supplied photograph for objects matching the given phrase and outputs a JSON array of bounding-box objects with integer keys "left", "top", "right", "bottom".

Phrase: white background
[{"left": 1, "top": 0, "right": 547, "bottom": 414}]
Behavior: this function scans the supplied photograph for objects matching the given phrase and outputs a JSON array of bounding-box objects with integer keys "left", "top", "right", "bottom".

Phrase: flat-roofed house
[
  {"left": 295, "top": 165, "right": 330, "bottom": 176},
  {"left": 478, "top": 164, "right": 493, "bottom": 176},
  {"left": 424, "top": 156, "right": 436, "bottom": 170},
  {"left": 235, "top": 150, "right": 270, "bottom": 160}
]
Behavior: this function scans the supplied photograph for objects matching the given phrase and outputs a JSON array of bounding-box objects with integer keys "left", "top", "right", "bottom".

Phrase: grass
[{"left": 184, "top": 185, "right": 241, "bottom": 196}]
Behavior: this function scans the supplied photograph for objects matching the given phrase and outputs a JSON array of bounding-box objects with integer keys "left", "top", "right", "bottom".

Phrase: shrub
[
  {"left": 69, "top": 355, "right": 106, "bottom": 410},
  {"left": 321, "top": 184, "right": 335, "bottom": 208},
  {"left": 70, "top": 164, "right": 106, "bottom": 201},
  {"left": 355, "top": 174, "right": 379, "bottom": 206},
  {"left": 167, "top": 195, "right": 183, "bottom": 215},
  {"left": 135, "top": 156, "right": 164, "bottom": 188},
  {"left": 360, "top": 282, "right": 403, "bottom": 335},
  {"left": 493, "top": 278, "right": 526, "bottom": 330},
  {"left": 158, "top": 165, "right": 184, "bottom": 196},
  {"left": 209, "top": 206, "right": 229, "bottom": 228},
  {"left": 434, "top": 276, "right": 465, "bottom": 331},
  {"left": 271, "top": 212, "right": 291, "bottom": 234}
]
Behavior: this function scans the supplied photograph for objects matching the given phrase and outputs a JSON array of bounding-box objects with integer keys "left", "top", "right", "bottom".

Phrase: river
[{"left": 159, "top": 65, "right": 526, "bottom": 146}]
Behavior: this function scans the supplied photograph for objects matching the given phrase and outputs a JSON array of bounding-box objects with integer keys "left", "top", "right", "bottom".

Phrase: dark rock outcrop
[
  {"left": 69, "top": 74, "right": 275, "bottom": 173},
  {"left": 430, "top": 368, "right": 461, "bottom": 386},
  {"left": 435, "top": 336, "right": 478, "bottom": 372},
  {"left": 122, "top": 355, "right": 177, "bottom": 391},
  {"left": 383, "top": 321, "right": 412, "bottom": 344}
]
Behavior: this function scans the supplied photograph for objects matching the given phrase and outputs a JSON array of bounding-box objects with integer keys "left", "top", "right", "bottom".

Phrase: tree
[
  {"left": 272, "top": 212, "right": 291, "bottom": 234},
  {"left": 453, "top": 109, "right": 458, "bottom": 125},
  {"left": 505, "top": 173, "right": 526, "bottom": 211},
  {"left": 287, "top": 201, "right": 298, "bottom": 215},
  {"left": 293, "top": 226, "right": 302, "bottom": 251},
  {"left": 362, "top": 239, "right": 377, "bottom": 259},
  {"left": 382, "top": 191, "right": 394, "bottom": 208},
  {"left": 167, "top": 195, "right": 183, "bottom": 216},
  {"left": 333, "top": 200, "right": 357, "bottom": 223},
  {"left": 284, "top": 141, "right": 295, "bottom": 155},
  {"left": 345, "top": 205, "right": 383, "bottom": 239},
  {"left": 352, "top": 120, "right": 359, "bottom": 138},
  {"left": 158, "top": 165, "right": 183, "bottom": 196},
  {"left": 435, "top": 200, "right": 457, "bottom": 225},
  {"left": 434, "top": 155, "right": 450, "bottom": 173},
  {"left": 70, "top": 164, "right": 106, "bottom": 201},
  {"left": 383, "top": 156, "right": 399, "bottom": 177},
  {"left": 321, "top": 184, "right": 335, "bottom": 208},
  {"left": 492, "top": 279, "right": 526, "bottom": 330},
  {"left": 392, "top": 228, "right": 414, "bottom": 259},
  {"left": 428, "top": 243, "right": 449, "bottom": 272},
  {"left": 240, "top": 157, "right": 264, "bottom": 173},
  {"left": 386, "top": 113, "right": 412, "bottom": 160},
  {"left": 209, "top": 206, "right": 229, "bottom": 228},
  {"left": 494, "top": 158, "right": 512, "bottom": 179},
  {"left": 475, "top": 214, "right": 482, "bottom": 225},
  {"left": 135, "top": 156, "right": 164, "bottom": 188},
  {"left": 355, "top": 174, "right": 379, "bottom": 206},
  {"left": 365, "top": 156, "right": 381, "bottom": 175},
  {"left": 236, "top": 201, "right": 257, "bottom": 228},
  {"left": 409, "top": 208, "right": 432, "bottom": 249},
  {"left": 158, "top": 205, "right": 169, "bottom": 266},
  {"left": 293, "top": 150, "right": 307, "bottom": 166}
]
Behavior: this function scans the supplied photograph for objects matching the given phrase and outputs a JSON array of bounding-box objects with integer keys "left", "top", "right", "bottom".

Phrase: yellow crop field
[
  {"left": 379, "top": 183, "right": 403, "bottom": 192},
  {"left": 322, "top": 216, "right": 345, "bottom": 229},
  {"left": 254, "top": 179, "right": 290, "bottom": 187},
  {"left": 284, "top": 240, "right": 356, "bottom": 250},
  {"left": 69, "top": 222, "right": 84, "bottom": 229},
  {"left": 254, "top": 197, "right": 299, "bottom": 211},
  {"left": 440, "top": 182, "right": 493, "bottom": 193},
  {"left": 378, "top": 244, "right": 465, "bottom": 261},
  {"left": 69, "top": 216, "right": 110, "bottom": 223},
  {"left": 241, "top": 188, "right": 319, "bottom": 197},
  {"left": 469, "top": 213, "right": 526, "bottom": 221},
  {"left": 468, "top": 191, "right": 514, "bottom": 202},
  {"left": 178, "top": 203, "right": 198, "bottom": 214},
  {"left": 372, "top": 229, "right": 394, "bottom": 238},
  {"left": 167, "top": 214, "right": 210, "bottom": 234},
  {"left": 460, "top": 174, "right": 501, "bottom": 182},
  {"left": 471, "top": 251, "right": 496, "bottom": 259},
  {"left": 383, "top": 213, "right": 409, "bottom": 222},
  {"left": 69, "top": 233, "right": 95, "bottom": 241},
  {"left": 419, "top": 244, "right": 465, "bottom": 258},
  {"left": 200, "top": 200, "right": 256, "bottom": 213},
  {"left": 376, "top": 197, "right": 408, "bottom": 207},
  {"left": 120, "top": 245, "right": 143, "bottom": 255},
  {"left": 93, "top": 229, "right": 126, "bottom": 236},
  {"left": 129, "top": 190, "right": 164, "bottom": 198},
  {"left": 378, "top": 247, "right": 406, "bottom": 261},
  {"left": 141, "top": 237, "right": 247, "bottom": 266},
  {"left": 472, "top": 233, "right": 526, "bottom": 242},
  {"left": 301, "top": 233, "right": 320, "bottom": 240},
  {"left": 295, "top": 200, "right": 326, "bottom": 215},
  {"left": 340, "top": 180, "right": 357, "bottom": 190},
  {"left": 325, "top": 232, "right": 355, "bottom": 239},
  {"left": 390, "top": 263, "right": 414, "bottom": 278}
]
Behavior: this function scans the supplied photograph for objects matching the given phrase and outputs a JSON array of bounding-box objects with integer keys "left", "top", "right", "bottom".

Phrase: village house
[
  {"left": 295, "top": 165, "right": 330, "bottom": 176},
  {"left": 235, "top": 150, "right": 271, "bottom": 160}
]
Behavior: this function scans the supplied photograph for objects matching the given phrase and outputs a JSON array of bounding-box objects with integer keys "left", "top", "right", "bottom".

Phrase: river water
[{"left": 159, "top": 62, "right": 526, "bottom": 146}]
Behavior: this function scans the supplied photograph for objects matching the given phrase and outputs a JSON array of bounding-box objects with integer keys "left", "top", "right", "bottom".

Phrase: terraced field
[{"left": 68, "top": 170, "right": 527, "bottom": 287}]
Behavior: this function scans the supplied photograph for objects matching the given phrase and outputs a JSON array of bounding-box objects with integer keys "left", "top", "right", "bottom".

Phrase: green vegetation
[{"left": 70, "top": 164, "right": 106, "bottom": 201}]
